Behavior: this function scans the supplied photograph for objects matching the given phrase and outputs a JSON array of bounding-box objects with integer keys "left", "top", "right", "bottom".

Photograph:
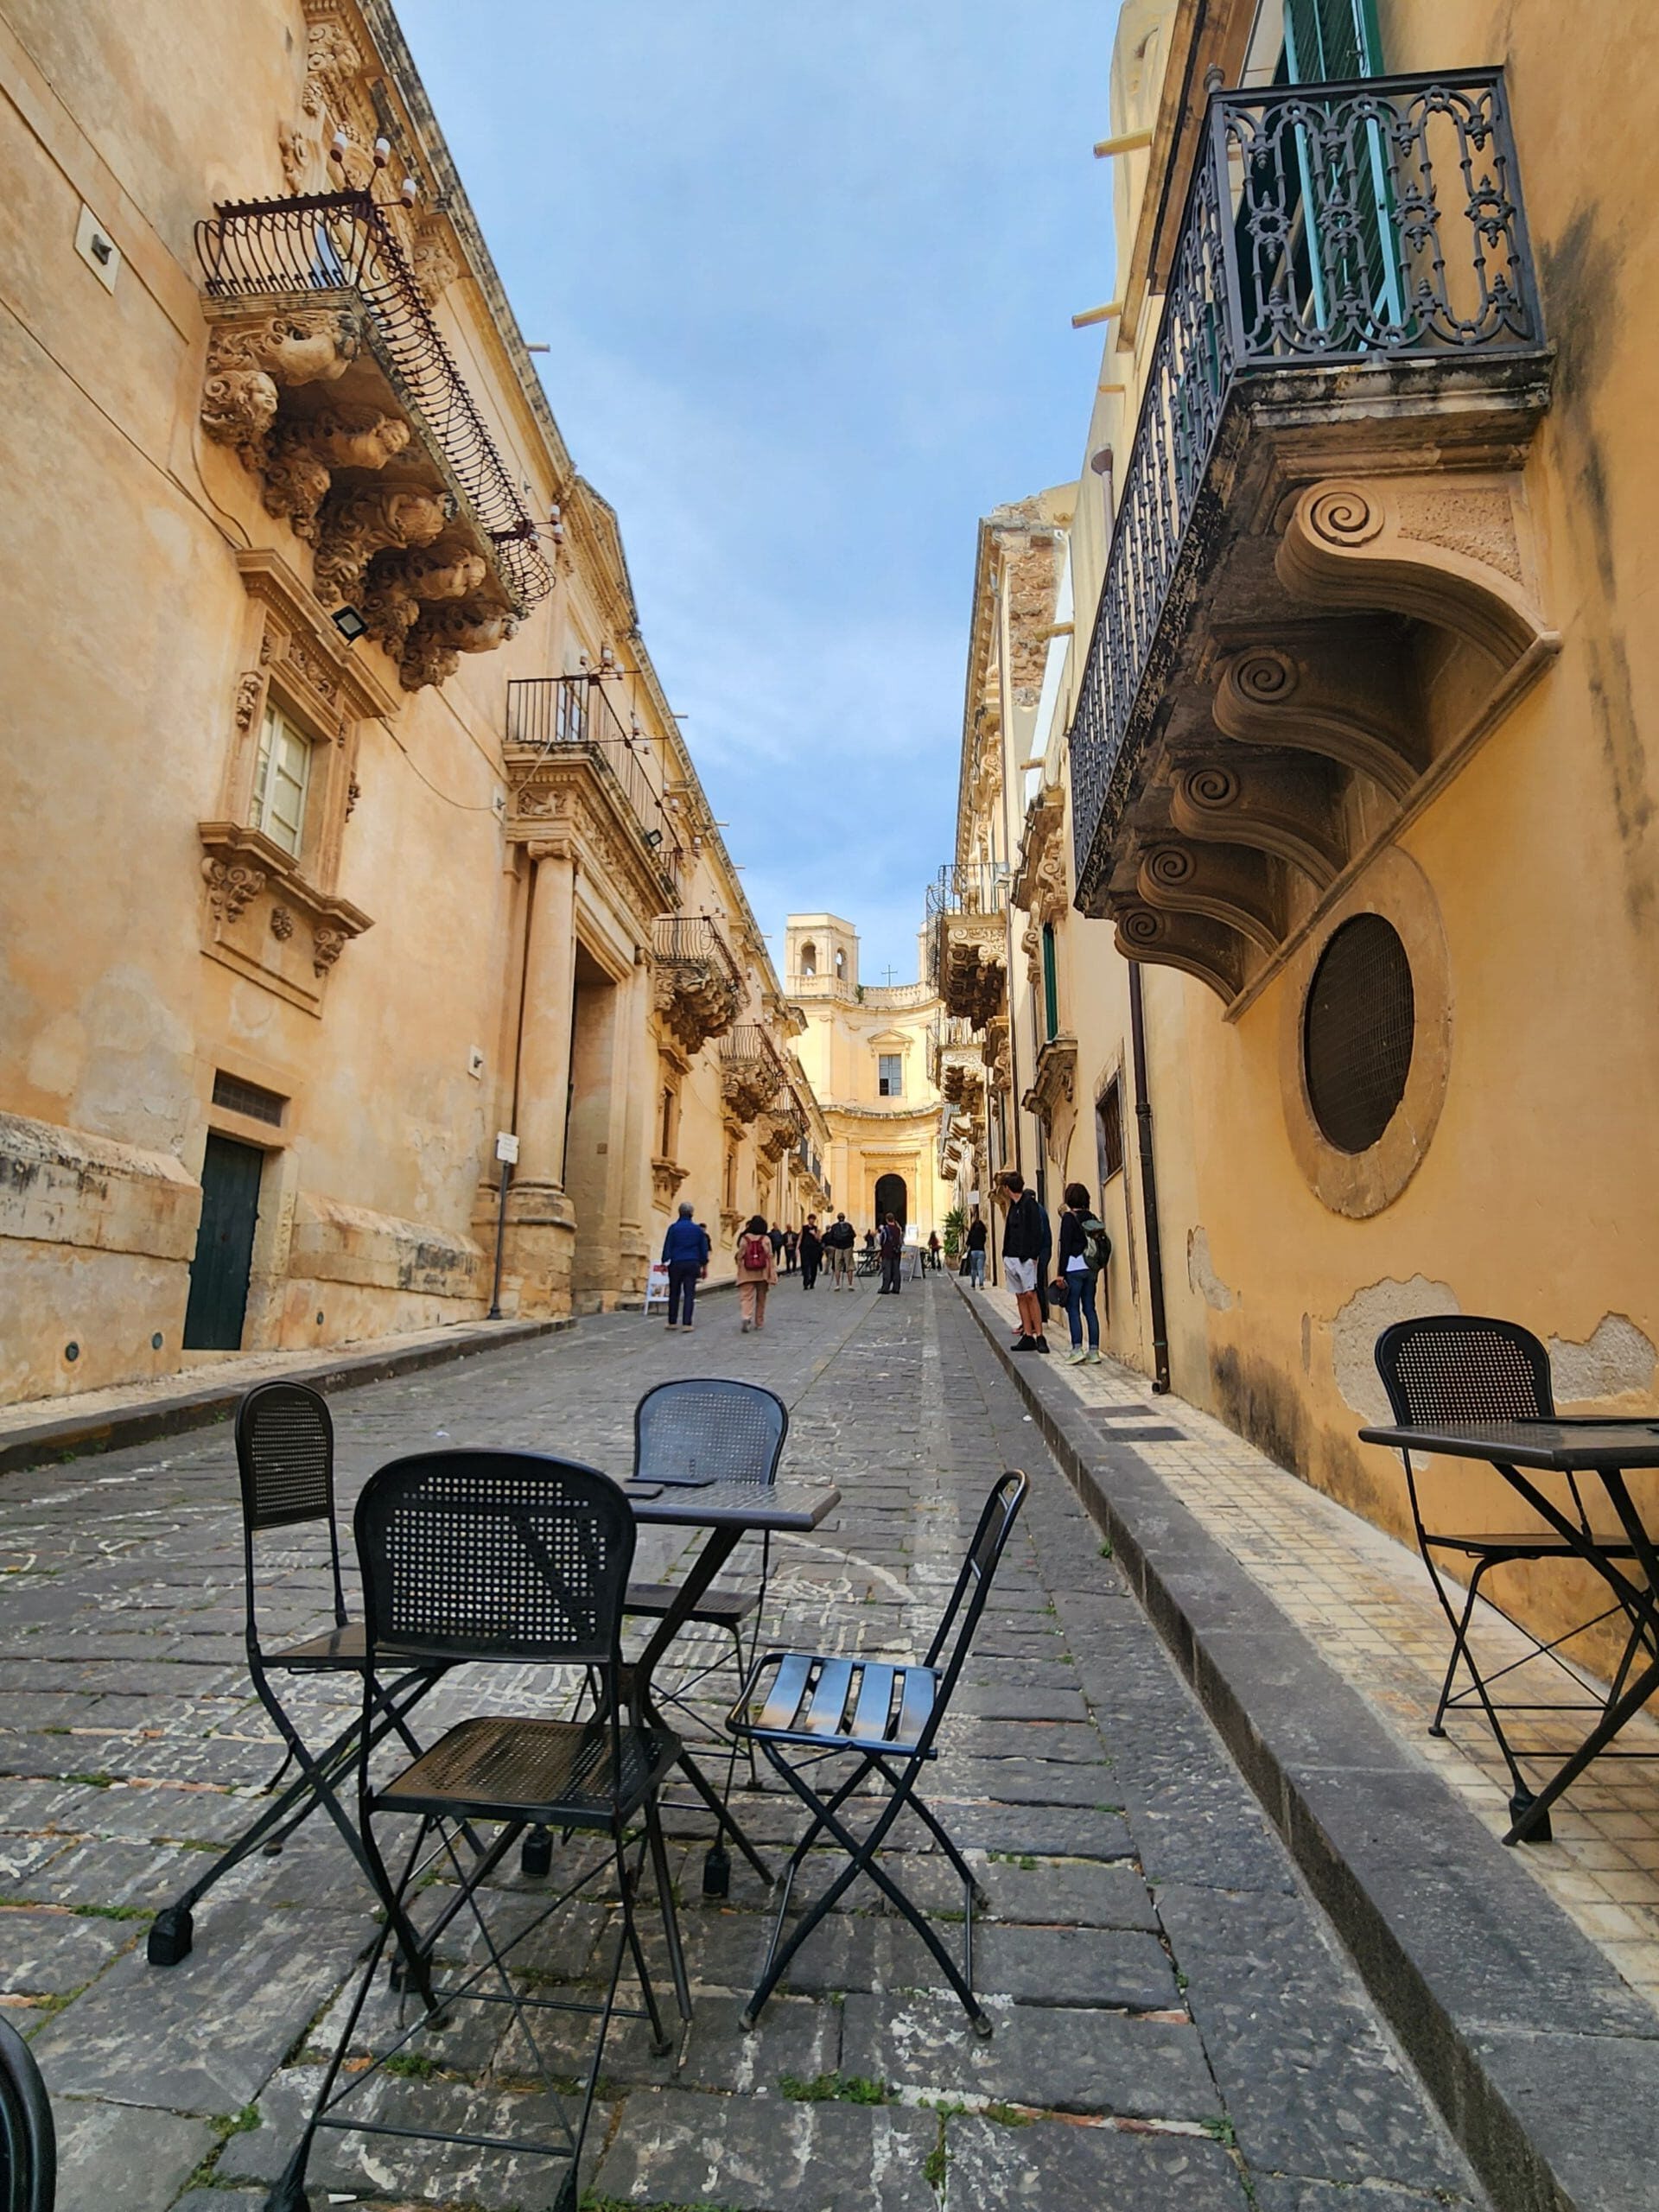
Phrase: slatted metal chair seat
[
  {"left": 745, "top": 1653, "right": 939, "bottom": 1757},
  {"left": 379, "top": 1714, "right": 680, "bottom": 1828}
]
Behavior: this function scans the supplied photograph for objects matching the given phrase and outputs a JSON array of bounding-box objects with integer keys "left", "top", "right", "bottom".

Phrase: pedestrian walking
[
  {"left": 926, "top": 1230, "right": 942, "bottom": 1273},
  {"left": 736, "top": 1213, "right": 778, "bottom": 1332},
  {"left": 1056, "top": 1181, "right": 1110, "bottom": 1364},
  {"left": 798, "top": 1215, "right": 823, "bottom": 1290},
  {"left": 660, "top": 1199, "right": 709, "bottom": 1332},
  {"left": 877, "top": 1213, "right": 905, "bottom": 1294},
  {"left": 964, "top": 1206, "right": 988, "bottom": 1288},
  {"left": 995, "top": 1170, "right": 1049, "bottom": 1352},
  {"left": 784, "top": 1225, "right": 798, "bottom": 1274},
  {"left": 768, "top": 1222, "right": 786, "bottom": 1271},
  {"left": 823, "top": 1211, "right": 856, "bottom": 1289}
]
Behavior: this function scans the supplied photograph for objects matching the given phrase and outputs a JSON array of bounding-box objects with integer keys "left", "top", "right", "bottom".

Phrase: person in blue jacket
[{"left": 662, "top": 1200, "right": 710, "bottom": 1331}]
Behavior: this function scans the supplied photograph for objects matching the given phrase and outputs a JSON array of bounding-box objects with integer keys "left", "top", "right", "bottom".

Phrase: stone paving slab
[{"left": 0, "top": 1285, "right": 1491, "bottom": 2209}]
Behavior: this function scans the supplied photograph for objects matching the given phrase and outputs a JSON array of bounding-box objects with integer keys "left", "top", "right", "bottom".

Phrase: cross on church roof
[{"left": 880, "top": 965, "right": 899, "bottom": 987}]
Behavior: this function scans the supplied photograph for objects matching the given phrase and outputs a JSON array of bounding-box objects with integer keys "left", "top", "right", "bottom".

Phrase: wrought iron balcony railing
[
  {"left": 507, "top": 677, "right": 681, "bottom": 868},
  {"left": 652, "top": 912, "right": 741, "bottom": 992},
  {"left": 1068, "top": 70, "right": 1543, "bottom": 890},
  {"left": 196, "top": 191, "right": 552, "bottom": 613}
]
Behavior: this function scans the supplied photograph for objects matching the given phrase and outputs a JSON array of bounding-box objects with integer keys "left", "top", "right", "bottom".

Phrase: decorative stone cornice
[
  {"left": 1022, "top": 1033, "right": 1077, "bottom": 1126},
  {"left": 198, "top": 821, "right": 372, "bottom": 1004},
  {"left": 938, "top": 908, "right": 1007, "bottom": 1029},
  {"left": 505, "top": 755, "right": 679, "bottom": 936},
  {"left": 651, "top": 1157, "right": 689, "bottom": 1207},
  {"left": 651, "top": 913, "right": 743, "bottom": 1058}
]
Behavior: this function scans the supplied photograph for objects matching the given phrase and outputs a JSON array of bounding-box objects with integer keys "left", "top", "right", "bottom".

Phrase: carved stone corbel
[
  {"left": 202, "top": 856, "right": 266, "bottom": 925},
  {"left": 1214, "top": 630, "right": 1427, "bottom": 800},
  {"left": 1112, "top": 902, "right": 1246, "bottom": 1002},
  {"left": 397, "top": 599, "right": 516, "bottom": 692},
  {"left": 1168, "top": 755, "right": 1346, "bottom": 889},
  {"left": 1278, "top": 475, "right": 1553, "bottom": 671},
  {"left": 1135, "top": 839, "right": 1284, "bottom": 956},
  {"left": 312, "top": 484, "right": 449, "bottom": 606}
]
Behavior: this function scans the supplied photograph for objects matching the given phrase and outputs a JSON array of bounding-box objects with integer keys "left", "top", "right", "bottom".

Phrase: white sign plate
[{"left": 495, "top": 1131, "right": 520, "bottom": 1165}]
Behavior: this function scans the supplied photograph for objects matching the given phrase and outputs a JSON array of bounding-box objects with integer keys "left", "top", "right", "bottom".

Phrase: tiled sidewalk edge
[
  {"left": 0, "top": 1316, "right": 570, "bottom": 1478},
  {"left": 952, "top": 1278, "right": 1659, "bottom": 2212}
]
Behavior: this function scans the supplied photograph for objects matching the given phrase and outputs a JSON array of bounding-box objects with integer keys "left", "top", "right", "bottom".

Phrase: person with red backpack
[{"left": 735, "top": 1212, "right": 778, "bottom": 1332}]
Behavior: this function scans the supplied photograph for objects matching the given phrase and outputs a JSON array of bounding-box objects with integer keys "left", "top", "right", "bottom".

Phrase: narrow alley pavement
[{"left": 0, "top": 1275, "right": 1484, "bottom": 2212}]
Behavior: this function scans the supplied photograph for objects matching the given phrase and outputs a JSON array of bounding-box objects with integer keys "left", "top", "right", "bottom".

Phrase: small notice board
[{"left": 644, "top": 1262, "right": 671, "bottom": 1311}]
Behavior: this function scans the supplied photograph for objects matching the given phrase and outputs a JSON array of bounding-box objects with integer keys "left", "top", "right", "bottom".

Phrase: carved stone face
[
  {"left": 404, "top": 546, "right": 487, "bottom": 601},
  {"left": 264, "top": 318, "right": 359, "bottom": 384}
]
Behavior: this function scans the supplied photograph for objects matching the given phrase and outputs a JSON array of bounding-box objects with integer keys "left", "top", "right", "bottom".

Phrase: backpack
[
  {"left": 741, "top": 1232, "right": 771, "bottom": 1272},
  {"left": 1082, "top": 1216, "right": 1111, "bottom": 1273}
]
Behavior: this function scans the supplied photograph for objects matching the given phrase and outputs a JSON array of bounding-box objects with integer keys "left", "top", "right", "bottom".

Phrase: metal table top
[
  {"left": 1359, "top": 1417, "right": 1659, "bottom": 1472},
  {"left": 620, "top": 1478, "right": 841, "bottom": 1532}
]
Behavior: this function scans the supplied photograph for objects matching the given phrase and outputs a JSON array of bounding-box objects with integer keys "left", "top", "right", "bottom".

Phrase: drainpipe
[{"left": 1127, "top": 961, "right": 1171, "bottom": 1394}]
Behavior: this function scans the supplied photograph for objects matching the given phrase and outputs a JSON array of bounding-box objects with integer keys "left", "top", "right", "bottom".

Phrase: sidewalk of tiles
[{"left": 970, "top": 1281, "right": 1659, "bottom": 2005}]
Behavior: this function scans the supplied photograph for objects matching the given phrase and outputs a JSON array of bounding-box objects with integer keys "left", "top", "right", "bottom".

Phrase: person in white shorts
[{"left": 994, "top": 1170, "right": 1050, "bottom": 1353}]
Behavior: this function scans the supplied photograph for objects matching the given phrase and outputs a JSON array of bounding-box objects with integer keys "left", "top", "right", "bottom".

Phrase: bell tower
[{"left": 785, "top": 912, "right": 859, "bottom": 997}]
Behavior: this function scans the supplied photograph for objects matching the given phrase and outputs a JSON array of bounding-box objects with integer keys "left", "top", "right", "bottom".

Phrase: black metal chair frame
[
  {"left": 0, "top": 2013, "right": 54, "bottom": 2212},
  {"left": 265, "top": 1449, "right": 689, "bottom": 2212},
  {"left": 1374, "top": 1316, "right": 1654, "bottom": 1834},
  {"left": 730, "top": 1470, "right": 1029, "bottom": 2037},
  {"left": 149, "top": 1382, "right": 453, "bottom": 1969}
]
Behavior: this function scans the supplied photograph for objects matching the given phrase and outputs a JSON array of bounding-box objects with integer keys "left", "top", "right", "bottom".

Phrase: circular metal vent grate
[{"left": 1303, "top": 915, "right": 1415, "bottom": 1154}]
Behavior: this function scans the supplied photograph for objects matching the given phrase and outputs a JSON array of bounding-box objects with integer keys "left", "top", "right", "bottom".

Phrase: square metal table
[
  {"left": 1358, "top": 1416, "right": 1659, "bottom": 1841},
  {"left": 619, "top": 1477, "right": 842, "bottom": 1882}
]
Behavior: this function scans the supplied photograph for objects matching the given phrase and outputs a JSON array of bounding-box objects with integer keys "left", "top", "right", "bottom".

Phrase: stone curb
[
  {"left": 0, "top": 1317, "right": 570, "bottom": 1478},
  {"left": 952, "top": 1276, "right": 1659, "bottom": 2212}
]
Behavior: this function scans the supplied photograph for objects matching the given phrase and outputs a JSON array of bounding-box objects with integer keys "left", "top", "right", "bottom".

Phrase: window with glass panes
[
  {"left": 878, "top": 1053, "right": 903, "bottom": 1098},
  {"left": 251, "top": 702, "right": 312, "bottom": 858}
]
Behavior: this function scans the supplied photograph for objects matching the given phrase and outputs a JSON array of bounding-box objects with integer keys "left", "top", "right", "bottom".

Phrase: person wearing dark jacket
[
  {"left": 995, "top": 1170, "right": 1049, "bottom": 1351},
  {"left": 964, "top": 1208, "right": 988, "bottom": 1287},
  {"left": 661, "top": 1201, "right": 710, "bottom": 1332},
  {"left": 799, "top": 1216, "right": 823, "bottom": 1290},
  {"left": 823, "top": 1211, "right": 857, "bottom": 1290},
  {"left": 1057, "top": 1182, "right": 1109, "bottom": 1364},
  {"left": 877, "top": 1213, "right": 905, "bottom": 1294}
]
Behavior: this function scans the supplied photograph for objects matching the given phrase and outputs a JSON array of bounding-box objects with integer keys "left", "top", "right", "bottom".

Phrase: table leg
[
  {"left": 1507, "top": 1649, "right": 1659, "bottom": 1843},
  {"left": 629, "top": 1526, "right": 774, "bottom": 1885}
]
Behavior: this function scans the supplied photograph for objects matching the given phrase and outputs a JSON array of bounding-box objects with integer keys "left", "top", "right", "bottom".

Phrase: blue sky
[{"left": 398, "top": 1, "right": 1122, "bottom": 985}]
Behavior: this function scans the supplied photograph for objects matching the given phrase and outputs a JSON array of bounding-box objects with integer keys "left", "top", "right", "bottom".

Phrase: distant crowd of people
[{"left": 656, "top": 1171, "right": 1108, "bottom": 1357}]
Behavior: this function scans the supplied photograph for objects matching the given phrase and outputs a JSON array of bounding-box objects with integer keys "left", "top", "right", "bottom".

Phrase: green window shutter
[
  {"left": 1041, "top": 925, "right": 1059, "bottom": 1042},
  {"left": 1282, "top": 0, "right": 1382, "bottom": 82}
]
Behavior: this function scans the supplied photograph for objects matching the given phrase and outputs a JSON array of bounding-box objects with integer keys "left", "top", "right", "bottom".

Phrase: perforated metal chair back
[
  {"left": 1375, "top": 1315, "right": 1554, "bottom": 1427},
  {"left": 634, "top": 1379, "right": 788, "bottom": 1487},
  {"left": 0, "top": 2013, "right": 54, "bottom": 2212},
  {"left": 234, "top": 1381, "right": 346, "bottom": 1640},
  {"left": 355, "top": 1450, "right": 635, "bottom": 1669},
  {"left": 923, "top": 1471, "right": 1031, "bottom": 1729}
]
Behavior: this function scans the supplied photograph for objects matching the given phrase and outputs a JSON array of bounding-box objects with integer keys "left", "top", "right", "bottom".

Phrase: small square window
[
  {"left": 878, "top": 1053, "right": 903, "bottom": 1098},
  {"left": 252, "top": 703, "right": 312, "bottom": 858}
]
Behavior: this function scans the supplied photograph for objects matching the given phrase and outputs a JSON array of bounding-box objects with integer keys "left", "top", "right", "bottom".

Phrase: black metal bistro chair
[
  {"left": 149, "top": 1382, "right": 450, "bottom": 1968},
  {"left": 1374, "top": 1316, "right": 1648, "bottom": 1834},
  {"left": 731, "top": 1470, "right": 1029, "bottom": 2037},
  {"left": 623, "top": 1379, "right": 788, "bottom": 1734},
  {"left": 265, "top": 1449, "right": 687, "bottom": 2212},
  {"left": 0, "top": 2014, "right": 54, "bottom": 2212}
]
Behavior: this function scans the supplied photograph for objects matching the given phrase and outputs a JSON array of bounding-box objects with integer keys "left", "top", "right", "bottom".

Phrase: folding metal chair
[
  {"left": 149, "top": 1382, "right": 448, "bottom": 1968},
  {"left": 265, "top": 1449, "right": 687, "bottom": 2212},
  {"left": 0, "top": 2013, "right": 54, "bottom": 2212},
  {"left": 731, "top": 1470, "right": 1029, "bottom": 2037},
  {"left": 1374, "top": 1316, "right": 1647, "bottom": 1833}
]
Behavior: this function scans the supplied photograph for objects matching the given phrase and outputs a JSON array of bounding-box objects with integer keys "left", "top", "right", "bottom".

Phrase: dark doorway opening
[
  {"left": 183, "top": 1135, "right": 264, "bottom": 1350},
  {"left": 874, "top": 1172, "right": 907, "bottom": 1230}
]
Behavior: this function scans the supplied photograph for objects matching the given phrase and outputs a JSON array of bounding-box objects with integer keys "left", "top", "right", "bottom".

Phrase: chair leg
[
  {"left": 645, "top": 1797, "right": 693, "bottom": 2022},
  {"left": 614, "top": 1834, "right": 673, "bottom": 2056},
  {"left": 871, "top": 1754, "right": 987, "bottom": 1905},
  {"left": 1430, "top": 1564, "right": 1489, "bottom": 1735}
]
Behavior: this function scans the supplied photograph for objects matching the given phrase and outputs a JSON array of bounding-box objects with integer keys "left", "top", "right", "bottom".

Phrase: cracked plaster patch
[
  {"left": 1187, "top": 1226, "right": 1236, "bottom": 1312},
  {"left": 1329, "top": 1274, "right": 1461, "bottom": 1421},
  {"left": 1548, "top": 1313, "right": 1657, "bottom": 1405}
]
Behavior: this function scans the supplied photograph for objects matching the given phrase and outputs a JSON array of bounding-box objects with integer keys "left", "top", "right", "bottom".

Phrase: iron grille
[
  {"left": 1096, "top": 1078, "right": 1124, "bottom": 1183},
  {"left": 1302, "top": 914, "right": 1414, "bottom": 1153},
  {"left": 194, "top": 192, "right": 552, "bottom": 613},
  {"left": 1068, "top": 70, "right": 1544, "bottom": 904},
  {"left": 213, "top": 1071, "right": 287, "bottom": 1127}
]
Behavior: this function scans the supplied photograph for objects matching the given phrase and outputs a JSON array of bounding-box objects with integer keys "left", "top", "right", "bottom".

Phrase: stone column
[
  {"left": 615, "top": 957, "right": 653, "bottom": 1301},
  {"left": 502, "top": 847, "right": 577, "bottom": 1316}
]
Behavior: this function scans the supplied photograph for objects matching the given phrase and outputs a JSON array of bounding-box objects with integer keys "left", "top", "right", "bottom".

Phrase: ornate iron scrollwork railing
[
  {"left": 507, "top": 677, "right": 680, "bottom": 865},
  {"left": 1068, "top": 70, "right": 1543, "bottom": 888},
  {"left": 196, "top": 191, "right": 552, "bottom": 611}
]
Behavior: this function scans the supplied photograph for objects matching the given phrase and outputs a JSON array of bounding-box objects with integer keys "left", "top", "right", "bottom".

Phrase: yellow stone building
[
  {"left": 0, "top": 0, "right": 823, "bottom": 1406},
  {"left": 938, "top": 0, "right": 1659, "bottom": 1662},
  {"left": 785, "top": 916, "right": 951, "bottom": 1243}
]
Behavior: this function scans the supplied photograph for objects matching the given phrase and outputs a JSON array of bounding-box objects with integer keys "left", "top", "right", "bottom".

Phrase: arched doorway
[{"left": 874, "top": 1172, "right": 907, "bottom": 1230}]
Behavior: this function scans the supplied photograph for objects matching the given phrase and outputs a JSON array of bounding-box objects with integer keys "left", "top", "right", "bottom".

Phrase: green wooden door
[{"left": 182, "top": 1135, "right": 264, "bottom": 1351}]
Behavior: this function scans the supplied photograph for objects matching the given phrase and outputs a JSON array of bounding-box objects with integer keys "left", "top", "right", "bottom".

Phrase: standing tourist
[
  {"left": 1056, "top": 1182, "right": 1109, "bottom": 1365},
  {"left": 926, "top": 1230, "right": 942, "bottom": 1273},
  {"left": 878, "top": 1212, "right": 905, "bottom": 1295},
  {"left": 799, "top": 1215, "right": 823, "bottom": 1290},
  {"left": 783, "top": 1224, "right": 799, "bottom": 1274},
  {"left": 660, "top": 1200, "right": 709, "bottom": 1333},
  {"left": 995, "top": 1171, "right": 1049, "bottom": 1353},
  {"left": 823, "top": 1211, "right": 856, "bottom": 1290},
  {"left": 736, "top": 1214, "right": 778, "bottom": 1333},
  {"left": 769, "top": 1222, "right": 786, "bottom": 1270},
  {"left": 964, "top": 1206, "right": 988, "bottom": 1287}
]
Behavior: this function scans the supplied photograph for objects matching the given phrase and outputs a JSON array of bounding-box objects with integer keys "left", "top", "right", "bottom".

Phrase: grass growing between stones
[
  {"left": 779, "top": 2069, "right": 892, "bottom": 2105},
  {"left": 181, "top": 2103, "right": 259, "bottom": 2193}
]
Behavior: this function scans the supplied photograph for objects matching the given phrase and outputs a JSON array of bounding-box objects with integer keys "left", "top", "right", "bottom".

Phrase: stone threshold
[
  {"left": 952, "top": 1276, "right": 1659, "bottom": 2212},
  {"left": 0, "top": 1315, "right": 569, "bottom": 1478}
]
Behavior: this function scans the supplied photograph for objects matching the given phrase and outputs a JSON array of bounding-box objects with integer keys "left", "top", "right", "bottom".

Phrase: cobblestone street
[{"left": 0, "top": 1276, "right": 1484, "bottom": 2212}]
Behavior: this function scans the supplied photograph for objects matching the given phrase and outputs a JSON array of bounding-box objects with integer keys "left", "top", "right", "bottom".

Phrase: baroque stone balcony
[
  {"left": 651, "top": 912, "right": 743, "bottom": 1058},
  {"left": 1068, "top": 70, "right": 1553, "bottom": 1007},
  {"left": 195, "top": 190, "right": 553, "bottom": 690},
  {"left": 926, "top": 862, "right": 1011, "bottom": 1028},
  {"left": 719, "top": 1026, "right": 791, "bottom": 1128}
]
